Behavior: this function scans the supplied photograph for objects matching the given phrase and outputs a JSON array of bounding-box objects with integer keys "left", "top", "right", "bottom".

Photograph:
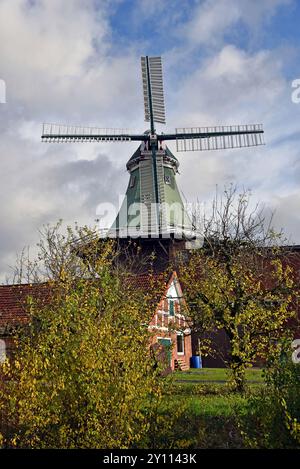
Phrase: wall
[{"left": 149, "top": 273, "right": 192, "bottom": 370}]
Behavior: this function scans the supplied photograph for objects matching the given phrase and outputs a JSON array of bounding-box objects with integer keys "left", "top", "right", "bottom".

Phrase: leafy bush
[
  {"left": 238, "top": 346, "right": 300, "bottom": 448},
  {"left": 0, "top": 228, "right": 170, "bottom": 449}
]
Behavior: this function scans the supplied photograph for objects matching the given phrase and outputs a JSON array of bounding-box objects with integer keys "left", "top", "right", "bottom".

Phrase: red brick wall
[
  {"left": 0, "top": 272, "right": 193, "bottom": 372},
  {"left": 149, "top": 272, "right": 192, "bottom": 370},
  {"left": 149, "top": 331, "right": 192, "bottom": 370}
]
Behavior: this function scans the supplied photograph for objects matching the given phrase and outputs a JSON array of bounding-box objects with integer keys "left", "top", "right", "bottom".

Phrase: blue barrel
[{"left": 190, "top": 355, "right": 202, "bottom": 368}]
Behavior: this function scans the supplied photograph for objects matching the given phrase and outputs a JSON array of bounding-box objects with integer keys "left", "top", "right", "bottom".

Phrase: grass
[
  {"left": 179, "top": 394, "right": 247, "bottom": 417},
  {"left": 154, "top": 367, "right": 266, "bottom": 448},
  {"left": 158, "top": 384, "right": 251, "bottom": 448},
  {"left": 171, "top": 367, "right": 265, "bottom": 422},
  {"left": 174, "top": 367, "right": 264, "bottom": 383}
]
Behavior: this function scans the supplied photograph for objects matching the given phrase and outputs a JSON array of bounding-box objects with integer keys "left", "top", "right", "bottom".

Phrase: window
[
  {"left": 169, "top": 299, "right": 174, "bottom": 316},
  {"left": 0, "top": 339, "right": 6, "bottom": 363},
  {"left": 164, "top": 174, "right": 171, "bottom": 185},
  {"left": 177, "top": 334, "right": 184, "bottom": 354},
  {"left": 141, "top": 193, "right": 151, "bottom": 203},
  {"left": 129, "top": 175, "right": 136, "bottom": 188}
]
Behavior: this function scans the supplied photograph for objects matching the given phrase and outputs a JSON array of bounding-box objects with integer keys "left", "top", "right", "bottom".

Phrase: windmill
[{"left": 42, "top": 56, "right": 264, "bottom": 259}]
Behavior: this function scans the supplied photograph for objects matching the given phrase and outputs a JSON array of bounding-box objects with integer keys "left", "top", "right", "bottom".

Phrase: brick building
[
  {"left": 147, "top": 271, "right": 192, "bottom": 370},
  {"left": 0, "top": 271, "right": 192, "bottom": 372}
]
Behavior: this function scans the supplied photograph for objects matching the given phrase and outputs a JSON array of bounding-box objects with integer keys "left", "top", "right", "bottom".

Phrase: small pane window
[
  {"left": 141, "top": 193, "right": 151, "bottom": 202},
  {"left": 169, "top": 300, "right": 174, "bottom": 316},
  {"left": 129, "top": 175, "right": 136, "bottom": 188},
  {"left": 164, "top": 175, "right": 171, "bottom": 185}
]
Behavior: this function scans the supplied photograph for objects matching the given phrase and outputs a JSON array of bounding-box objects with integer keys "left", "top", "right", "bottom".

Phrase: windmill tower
[{"left": 42, "top": 56, "right": 264, "bottom": 268}]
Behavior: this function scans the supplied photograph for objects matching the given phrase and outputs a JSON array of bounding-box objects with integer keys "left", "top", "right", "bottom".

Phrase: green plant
[
  {"left": 0, "top": 225, "right": 168, "bottom": 449},
  {"left": 238, "top": 344, "right": 300, "bottom": 448},
  {"left": 179, "top": 187, "right": 296, "bottom": 392}
]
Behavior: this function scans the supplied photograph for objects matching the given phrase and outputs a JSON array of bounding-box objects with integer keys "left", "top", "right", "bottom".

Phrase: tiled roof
[
  {"left": 125, "top": 272, "right": 170, "bottom": 291},
  {"left": 0, "top": 283, "right": 51, "bottom": 329},
  {"left": 0, "top": 271, "right": 177, "bottom": 330},
  {"left": 125, "top": 271, "right": 179, "bottom": 310}
]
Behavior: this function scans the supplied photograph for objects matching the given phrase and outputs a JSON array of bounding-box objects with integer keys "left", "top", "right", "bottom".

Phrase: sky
[{"left": 0, "top": 0, "right": 300, "bottom": 281}]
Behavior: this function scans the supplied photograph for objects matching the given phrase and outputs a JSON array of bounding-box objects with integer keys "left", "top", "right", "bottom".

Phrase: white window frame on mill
[
  {"left": 0, "top": 339, "right": 6, "bottom": 363},
  {"left": 164, "top": 174, "right": 171, "bottom": 185},
  {"left": 176, "top": 333, "right": 184, "bottom": 355}
]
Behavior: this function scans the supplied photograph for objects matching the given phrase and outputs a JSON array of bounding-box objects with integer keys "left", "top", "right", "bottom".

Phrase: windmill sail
[
  {"left": 41, "top": 123, "right": 145, "bottom": 142},
  {"left": 175, "top": 124, "right": 264, "bottom": 152},
  {"left": 141, "top": 56, "right": 166, "bottom": 125},
  {"left": 41, "top": 56, "right": 265, "bottom": 240}
]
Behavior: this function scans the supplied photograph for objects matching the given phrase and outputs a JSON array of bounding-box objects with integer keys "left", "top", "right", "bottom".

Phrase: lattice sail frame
[
  {"left": 41, "top": 57, "right": 265, "bottom": 153},
  {"left": 141, "top": 56, "right": 166, "bottom": 125},
  {"left": 175, "top": 124, "right": 264, "bottom": 152},
  {"left": 41, "top": 56, "right": 265, "bottom": 240},
  {"left": 42, "top": 123, "right": 132, "bottom": 142}
]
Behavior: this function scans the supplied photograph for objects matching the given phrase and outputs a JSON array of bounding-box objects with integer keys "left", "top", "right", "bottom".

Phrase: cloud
[
  {"left": 184, "top": 0, "right": 291, "bottom": 47},
  {"left": 0, "top": 0, "right": 300, "bottom": 281},
  {"left": 0, "top": 113, "right": 130, "bottom": 279},
  {"left": 270, "top": 192, "right": 300, "bottom": 243},
  {"left": 170, "top": 45, "right": 285, "bottom": 125},
  {"left": 0, "top": 0, "right": 142, "bottom": 280},
  {"left": 0, "top": 0, "right": 143, "bottom": 124},
  {"left": 166, "top": 41, "right": 300, "bottom": 243}
]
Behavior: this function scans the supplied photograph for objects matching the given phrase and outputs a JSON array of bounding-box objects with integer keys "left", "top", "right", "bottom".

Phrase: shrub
[
  {"left": 0, "top": 229, "right": 169, "bottom": 448},
  {"left": 238, "top": 345, "right": 300, "bottom": 448}
]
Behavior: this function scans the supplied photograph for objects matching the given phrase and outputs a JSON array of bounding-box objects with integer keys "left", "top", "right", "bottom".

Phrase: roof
[
  {"left": 125, "top": 271, "right": 175, "bottom": 301},
  {"left": 165, "top": 145, "right": 179, "bottom": 162},
  {"left": 126, "top": 272, "right": 168, "bottom": 290},
  {"left": 0, "top": 271, "right": 179, "bottom": 332},
  {"left": 0, "top": 283, "right": 51, "bottom": 331},
  {"left": 126, "top": 144, "right": 179, "bottom": 170}
]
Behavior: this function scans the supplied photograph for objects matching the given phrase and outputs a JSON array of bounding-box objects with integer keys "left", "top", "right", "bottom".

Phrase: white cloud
[
  {"left": 0, "top": 0, "right": 143, "bottom": 124},
  {"left": 184, "top": 0, "right": 291, "bottom": 46},
  {"left": 166, "top": 41, "right": 300, "bottom": 243},
  {"left": 0, "top": 0, "right": 142, "bottom": 280},
  {"left": 169, "top": 45, "right": 286, "bottom": 127},
  {"left": 0, "top": 0, "right": 300, "bottom": 281},
  {"left": 0, "top": 0, "right": 107, "bottom": 76}
]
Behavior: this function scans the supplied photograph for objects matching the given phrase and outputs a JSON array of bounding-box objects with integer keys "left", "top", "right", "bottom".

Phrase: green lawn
[
  {"left": 174, "top": 367, "right": 264, "bottom": 383},
  {"left": 151, "top": 367, "right": 266, "bottom": 448},
  {"left": 159, "top": 382, "right": 252, "bottom": 448},
  {"left": 178, "top": 393, "right": 247, "bottom": 417}
]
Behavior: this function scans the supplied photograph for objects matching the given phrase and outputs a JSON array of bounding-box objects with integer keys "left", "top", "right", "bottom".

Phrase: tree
[
  {"left": 0, "top": 224, "right": 168, "bottom": 448},
  {"left": 180, "top": 186, "right": 297, "bottom": 392}
]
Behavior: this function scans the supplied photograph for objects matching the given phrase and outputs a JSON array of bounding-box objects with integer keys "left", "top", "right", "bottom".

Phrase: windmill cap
[{"left": 126, "top": 144, "right": 179, "bottom": 171}]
